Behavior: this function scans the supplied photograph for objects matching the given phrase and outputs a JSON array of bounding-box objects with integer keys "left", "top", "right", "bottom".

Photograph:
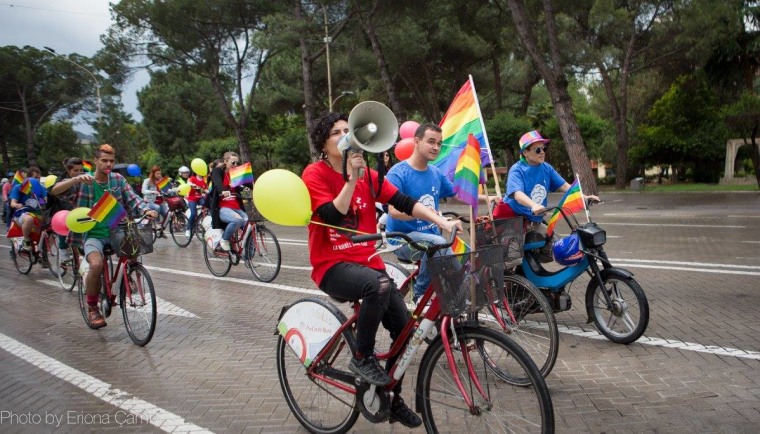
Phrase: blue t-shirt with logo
[
  {"left": 504, "top": 161, "right": 565, "bottom": 222},
  {"left": 9, "top": 178, "right": 47, "bottom": 214},
  {"left": 385, "top": 161, "right": 454, "bottom": 235}
]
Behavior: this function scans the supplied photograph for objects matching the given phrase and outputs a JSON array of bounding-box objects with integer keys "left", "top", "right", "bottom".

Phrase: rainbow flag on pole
[
  {"left": 546, "top": 179, "right": 584, "bottom": 237},
  {"left": 432, "top": 76, "right": 493, "bottom": 180},
  {"left": 156, "top": 176, "right": 171, "bottom": 191},
  {"left": 453, "top": 134, "right": 483, "bottom": 216},
  {"left": 88, "top": 192, "right": 127, "bottom": 229},
  {"left": 19, "top": 179, "right": 32, "bottom": 195},
  {"left": 82, "top": 160, "right": 93, "bottom": 173},
  {"left": 451, "top": 236, "right": 470, "bottom": 255},
  {"left": 12, "top": 170, "right": 24, "bottom": 185},
  {"left": 229, "top": 162, "right": 254, "bottom": 188}
]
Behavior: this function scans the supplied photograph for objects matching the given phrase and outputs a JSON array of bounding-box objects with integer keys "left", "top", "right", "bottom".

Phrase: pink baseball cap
[{"left": 519, "top": 130, "right": 550, "bottom": 153}]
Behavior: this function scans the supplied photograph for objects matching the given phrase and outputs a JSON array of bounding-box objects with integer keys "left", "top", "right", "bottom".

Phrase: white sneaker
[
  {"left": 59, "top": 250, "right": 72, "bottom": 262},
  {"left": 219, "top": 239, "right": 231, "bottom": 251},
  {"left": 185, "top": 230, "right": 191, "bottom": 238}
]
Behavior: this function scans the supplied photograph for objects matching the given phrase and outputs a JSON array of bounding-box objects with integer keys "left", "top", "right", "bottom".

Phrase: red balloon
[
  {"left": 394, "top": 137, "right": 415, "bottom": 160},
  {"left": 52, "top": 210, "right": 70, "bottom": 236},
  {"left": 399, "top": 121, "right": 420, "bottom": 140}
]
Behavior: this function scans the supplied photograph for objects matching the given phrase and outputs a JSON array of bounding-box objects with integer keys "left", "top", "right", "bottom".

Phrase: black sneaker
[
  {"left": 349, "top": 356, "right": 391, "bottom": 386},
  {"left": 389, "top": 397, "right": 422, "bottom": 428}
]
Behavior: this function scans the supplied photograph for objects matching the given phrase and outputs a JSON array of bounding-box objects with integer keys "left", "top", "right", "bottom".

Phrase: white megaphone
[{"left": 337, "top": 101, "right": 398, "bottom": 177}]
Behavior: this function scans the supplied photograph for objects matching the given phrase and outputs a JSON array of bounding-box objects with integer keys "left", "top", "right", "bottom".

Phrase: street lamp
[
  {"left": 44, "top": 46, "right": 102, "bottom": 125},
  {"left": 331, "top": 91, "right": 355, "bottom": 110}
]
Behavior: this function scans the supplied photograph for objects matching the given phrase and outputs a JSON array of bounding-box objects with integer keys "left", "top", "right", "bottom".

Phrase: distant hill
[{"left": 75, "top": 130, "right": 95, "bottom": 144}]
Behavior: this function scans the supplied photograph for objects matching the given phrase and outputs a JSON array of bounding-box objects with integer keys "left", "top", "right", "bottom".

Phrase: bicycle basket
[
  {"left": 427, "top": 245, "right": 506, "bottom": 316},
  {"left": 244, "top": 200, "right": 265, "bottom": 222},
  {"left": 474, "top": 217, "right": 524, "bottom": 267},
  {"left": 110, "top": 223, "right": 154, "bottom": 258},
  {"left": 166, "top": 196, "right": 187, "bottom": 211}
]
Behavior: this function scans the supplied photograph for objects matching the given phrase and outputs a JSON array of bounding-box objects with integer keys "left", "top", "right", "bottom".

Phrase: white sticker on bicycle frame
[{"left": 277, "top": 301, "right": 342, "bottom": 367}]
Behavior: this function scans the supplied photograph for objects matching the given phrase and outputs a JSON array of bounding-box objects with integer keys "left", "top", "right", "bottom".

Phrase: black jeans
[{"left": 320, "top": 262, "right": 410, "bottom": 392}]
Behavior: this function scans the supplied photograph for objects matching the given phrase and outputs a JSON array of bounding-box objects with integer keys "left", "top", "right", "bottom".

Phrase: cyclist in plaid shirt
[{"left": 70, "top": 144, "right": 158, "bottom": 329}]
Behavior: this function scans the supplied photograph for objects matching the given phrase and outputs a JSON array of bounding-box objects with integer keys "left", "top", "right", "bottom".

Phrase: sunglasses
[
  {"left": 229, "top": 161, "right": 240, "bottom": 166},
  {"left": 530, "top": 146, "right": 549, "bottom": 154}
]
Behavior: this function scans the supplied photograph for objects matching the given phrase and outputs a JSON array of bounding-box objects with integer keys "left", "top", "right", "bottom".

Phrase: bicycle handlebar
[{"left": 350, "top": 228, "right": 458, "bottom": 255}]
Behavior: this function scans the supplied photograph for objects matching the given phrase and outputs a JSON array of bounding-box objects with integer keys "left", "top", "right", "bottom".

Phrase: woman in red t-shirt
[
  {"left": 302, "top": 112, "right": 461, "bottom": 428},
  {"left": 209, "top": 151, "right": 248, "bottom": 251},
  {"left": 186, "top": 171, "right": 208, "bottom": 237}
]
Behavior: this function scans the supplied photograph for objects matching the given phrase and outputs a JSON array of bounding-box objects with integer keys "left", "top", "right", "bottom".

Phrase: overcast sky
[{"left": 0, "top": 0, "right": 148, "bottom": 131}]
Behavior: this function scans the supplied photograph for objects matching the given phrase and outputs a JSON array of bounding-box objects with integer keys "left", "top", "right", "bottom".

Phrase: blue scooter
[{"left": 517, "top": 202, "right": 649, "bottom": 344}]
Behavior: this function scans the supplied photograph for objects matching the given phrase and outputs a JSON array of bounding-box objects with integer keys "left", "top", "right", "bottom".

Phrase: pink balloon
[
  {"left": 394, "top": 137, "right": 415, "bottom": 161},
  {"left": 399, "top": 121, "right": 420, "bottom": 140},
  {"left": 52, "top": 210, "right": 70, "bottom": 236}
]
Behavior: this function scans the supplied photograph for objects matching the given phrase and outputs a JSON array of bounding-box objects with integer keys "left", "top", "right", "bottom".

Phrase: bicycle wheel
[
  {"left": 43, "top": 231, "right": 59, "bottom": 277},
  {"left": 245, "top": 225, "right": 281, "bottom": 282},
  {"left": 276, "top": 306, "right": 359, "bottom": 433},
  {"left": 417, "top": 325, "right": 554, "bottom": 434},
  {"left": 57, "top": 245, "right": 78, "bottom": 292},
  {"left": 194, "top": 212, "right": 206, "bottom": 242},
  {"left": 169, "top": 211, "right": 192, "bottom": 247},
  {"left": 203, "top": 237, "right": 231, "bottom": 276},
  {"left": 120, "top": 263, "right": 157, "bottom": 346},
  {"left": 485, "top": 274, "right": 559, "bottom": 379},
  {"left": 586, "top": 269, "right": 649, "bottom": 344},
  {"left": 10, "top": 239, "right": 33, "bottom": 274}
]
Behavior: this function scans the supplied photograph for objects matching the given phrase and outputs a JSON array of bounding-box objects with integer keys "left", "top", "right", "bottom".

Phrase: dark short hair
[
  {"left": 28, "top": 167, "right": 41, "bottom": 177},
  {"left": 63, "top": 157, "right": 83, "bottom": 171},
  {"left": 414, "top": 123, "right": 442, "bottom": 139},
  {"left": 310, "top": 112, "right": 348, "bottom": 157}
]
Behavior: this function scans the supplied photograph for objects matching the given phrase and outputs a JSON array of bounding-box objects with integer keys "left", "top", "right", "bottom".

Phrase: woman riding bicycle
[
  {"left": 301, "top": 112, "right": 462, "bottom": 429},
  {"left": 208, "top": 151, "right": 248, "bottom": 251},
  {"left": 142, "top": 166, "right": 170, "bottom": 220},
  {"left": 185, "top": 166, "right": 208, "bottom": 238}
]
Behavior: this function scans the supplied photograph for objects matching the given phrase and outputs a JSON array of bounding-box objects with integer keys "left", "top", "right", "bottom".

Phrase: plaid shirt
[{"left": 68, "top": 172, "right": 149, "bottom": 247}]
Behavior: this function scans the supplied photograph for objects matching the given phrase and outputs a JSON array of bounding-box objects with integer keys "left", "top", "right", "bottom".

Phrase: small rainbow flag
[
  {"left": 88, "top": 192, "right": 127, "bottom": 229},
  {"left": 156, "top": 176, "right": 171, "bottom": 191},
  {"left": 19, "top": 179, "right": 32, "bottom": 195},
  {"left": 451, "top": 236, "right": 470, "bottom": 255},
  {"left": 453, "top": 134, "right": 482, "bottom": 216},
  {"left": 546, "top": 179, "right": 584, "bottom": 237},
  {"left": 82, "top": 160, "right": 93, "bottom": 173},
  {"left": 432, "top": 77, "right": 492, "bottom": 180},
  {"left": 13, "top": 171, "right": 24, "bottom": 185},
  {"left": 229, "top": 162, "right": 253, "bottom": 188}
]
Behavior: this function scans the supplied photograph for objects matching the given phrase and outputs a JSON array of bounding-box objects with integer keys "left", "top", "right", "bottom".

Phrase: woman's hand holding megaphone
[{"left": 346, "top": 152, "right": 367, "bottom": 182}]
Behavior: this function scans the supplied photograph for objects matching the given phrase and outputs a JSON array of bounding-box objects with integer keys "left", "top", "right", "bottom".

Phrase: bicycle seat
[
  {"left": 103, "top": 245, "right": 115, "bottom": 256},
  {"left": 396, "top": 257, "right": 415, "bottom": 265}
]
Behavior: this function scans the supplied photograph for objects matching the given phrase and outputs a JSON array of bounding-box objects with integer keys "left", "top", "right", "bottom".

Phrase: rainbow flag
[
  {"left": 546, "top": 179, "right": 584, "bottom": 237},
  {"left": 451, "top": 236, "right": 470, "bottom": 254},
  {"left": 88, "top": 192, "right": 126, "bottom": 229},
  {"left": 453, "top": 134, "right": 482, "bottom": 216},
  {"left": 82, "top": 160, "right": 93, "bottom": 173},
  {"left": 19, "top": 179, "right": 32, "bottom": 195},
  {"left": 13, "top": 170, "right": 24, "bottom": 185},
  {"left": 156, "top": 176, "right": 171, "bottom": 191},
  {"left": 432, "top": 77, "right": 492, "bottom": 180},
  {"left": 229, "top": 162, "right": 254, "bottom": 188}
]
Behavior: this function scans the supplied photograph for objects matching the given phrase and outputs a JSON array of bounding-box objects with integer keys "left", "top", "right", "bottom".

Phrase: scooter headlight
[{"left": 577, "top": 222, "right": 606, "bottom": 248}]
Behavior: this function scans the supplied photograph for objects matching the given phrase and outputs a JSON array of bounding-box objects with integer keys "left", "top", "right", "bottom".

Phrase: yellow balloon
[
  {"left": 66, "top": 207, "right": 96, "bottom": 233},
  {"left": 177, "top": 183, "right": 192, "bottom": 196},
  {"left": 253, "top": 169, "right": 312, "bottom": 226},
  {"left": 191, "top": 158, "right": 208, "bottom": 177},
  {"left": 44, "top": 175, "right": 58, "bottom": 188}
]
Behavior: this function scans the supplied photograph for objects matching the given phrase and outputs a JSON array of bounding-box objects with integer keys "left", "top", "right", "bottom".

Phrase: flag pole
[
  {"left": 468, "top": 75, "right": 502, "bottom": 198},
  {"left": 468, "top": 204, "right": 478, "bottom": 313},
  {"left": 575, "top": 173, "right": 590, "bottom": 223}
]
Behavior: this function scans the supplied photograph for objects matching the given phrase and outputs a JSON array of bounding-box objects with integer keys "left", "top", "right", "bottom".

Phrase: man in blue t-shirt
[
  {"left": 8, "top": 167, "right": 47, "bottom": 252},
  {"left": 386, "top": 123, "right": 496, "bottom": 303},
  {"left": 502, "top": 130, "right": 598, "bottom": 261}
]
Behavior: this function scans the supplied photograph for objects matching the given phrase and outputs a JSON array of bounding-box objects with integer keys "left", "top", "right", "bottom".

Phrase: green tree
[
  {"left": 35, "top": 121, "right": 82, "bottom": 175},
  {"left": 723, "top": 92, "right": 760, "bottom": 187}
]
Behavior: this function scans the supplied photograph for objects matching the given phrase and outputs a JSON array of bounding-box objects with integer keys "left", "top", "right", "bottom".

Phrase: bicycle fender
[{"left": 584, "top": 267, "right": 635, "bottom": 324}]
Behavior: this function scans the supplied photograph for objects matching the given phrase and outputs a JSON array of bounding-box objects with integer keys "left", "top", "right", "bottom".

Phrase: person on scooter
[{"left": 494, "top": 130, "right": 598, "bottom": 262}]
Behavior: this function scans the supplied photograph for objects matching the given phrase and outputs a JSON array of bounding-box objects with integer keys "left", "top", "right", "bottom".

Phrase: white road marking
[
  {"left": 35, "top": 280, "right": 199, "bottom": 318},
  {"left": 742, "top": 241, "right": 760, "bottom": 244},
  {"left": 601, "top": 222, "right": 746, "bottom": 228},
  {"left": 611, "top": 258, "right": 760, "bottom": 270},
  {"left": 0, "top": 332, "right": 214, "bottom": 433}
]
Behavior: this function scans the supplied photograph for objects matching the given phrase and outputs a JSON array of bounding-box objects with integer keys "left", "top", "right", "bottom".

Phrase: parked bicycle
[
  {"left": 384, "top": 212, "right": 559, "bottom": 379},
  {"left": 276, "top": 230, "right": 554, "bottom": 433},
  {"left": 150, "top": 192, "right": 192, "bottom": 247},
  {"left": 76, "top": 216, "right": 157, "bottom": 346},
  {"left": 516, "top": 201, "right": 650, "bottom": 344},
  {"left": 203, "top": 190, "right": 281, "bottom": 282}
]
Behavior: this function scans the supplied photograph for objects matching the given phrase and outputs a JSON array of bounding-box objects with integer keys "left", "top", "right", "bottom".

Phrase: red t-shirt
[
  {"left": 219, "top": 172, "right": 241, "bottom": 210},
  {"left": 302, "top": 161, "right": 397, "bottom": 286},
  {"left": 187, "top": 175, "right": 207, "bottom": 202}
]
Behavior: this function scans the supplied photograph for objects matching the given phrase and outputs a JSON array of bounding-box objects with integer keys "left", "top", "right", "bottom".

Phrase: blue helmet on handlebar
[{"left": 552, "top": 233, "right": 584, "bottom": 266}]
